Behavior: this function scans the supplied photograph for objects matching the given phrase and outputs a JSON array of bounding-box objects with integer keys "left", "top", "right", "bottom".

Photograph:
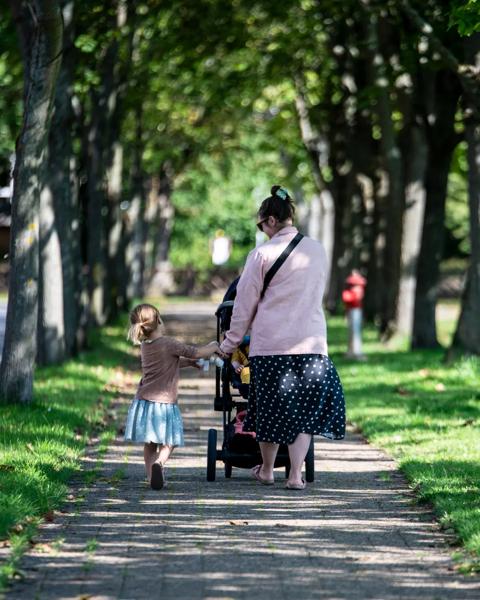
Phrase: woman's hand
[
  {"left": 216, "top": 346, "right": 230, "bottom": 359},
  {"left": 231, "top": 360, "right": 244, "bottom": 374}
]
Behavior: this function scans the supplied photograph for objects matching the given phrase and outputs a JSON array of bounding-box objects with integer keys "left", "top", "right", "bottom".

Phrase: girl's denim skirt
[{"left": 124, "top": 398, "right": 184, "bottom": 446}]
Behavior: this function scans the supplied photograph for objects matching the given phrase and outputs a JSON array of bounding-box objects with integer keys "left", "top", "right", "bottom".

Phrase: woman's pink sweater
[{"left": 219, "top": 226, "right": 329, "bottom": 357}]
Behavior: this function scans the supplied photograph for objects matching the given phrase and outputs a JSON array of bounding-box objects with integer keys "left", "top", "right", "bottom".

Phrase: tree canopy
[{"left": 0, "top": 0, "right": 479, "bottom": 402}]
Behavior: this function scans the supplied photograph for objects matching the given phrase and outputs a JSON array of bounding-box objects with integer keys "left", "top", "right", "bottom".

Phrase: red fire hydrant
[{"left": 342, "top": 270, "right": 367, "bottom": 359}]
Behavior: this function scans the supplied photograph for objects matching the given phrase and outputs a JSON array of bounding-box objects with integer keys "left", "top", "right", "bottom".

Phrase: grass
[
  {"left": 0, "top": 322, "right": 133, "bottom": 588},
  {"left": 330, "top": 306, "right": 480, "bottom": 573}
]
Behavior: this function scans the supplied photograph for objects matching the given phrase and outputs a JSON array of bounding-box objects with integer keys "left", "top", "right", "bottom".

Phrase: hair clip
[{"left": 275, "top": 187, "right": 288, "bottom": 200}]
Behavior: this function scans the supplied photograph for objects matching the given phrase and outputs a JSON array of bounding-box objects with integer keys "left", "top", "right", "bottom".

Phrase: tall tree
[
  {"left": 38, "top": 0, "right": 78, "bottom": 365},
  {"left": 0, "top": 0, "right": 63, "bottom": 402},
  {"left": 412, "top": 70, "right": 460, "bottom": 347}
]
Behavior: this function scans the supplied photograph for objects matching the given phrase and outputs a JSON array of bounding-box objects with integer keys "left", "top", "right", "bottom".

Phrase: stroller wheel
[
  {"left": 207, "top": 428, "right": 217, "bottom": 482},
  {"left": 224, "top": 462, "right": 232, "bottom": 478},
  {"left": 305, "top": 437, "right": 315, "bottom": 482}
]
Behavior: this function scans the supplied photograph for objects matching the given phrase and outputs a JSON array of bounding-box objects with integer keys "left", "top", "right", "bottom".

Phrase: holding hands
[
  {"left": 196, "top": 341, "right": 222, "bottom": 359},
  {"left": 195, "top": 341, "right": 230, "bottom": 361}
]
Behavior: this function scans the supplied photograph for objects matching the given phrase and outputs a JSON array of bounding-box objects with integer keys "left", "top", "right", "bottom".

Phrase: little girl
[{"left": 124, "top": 303, "right": 219, "bottom": 490}]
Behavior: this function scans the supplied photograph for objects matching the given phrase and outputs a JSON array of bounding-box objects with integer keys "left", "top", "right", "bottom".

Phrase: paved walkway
[{"left": 5, "top": 304, "right": 480, "bottom": 599}]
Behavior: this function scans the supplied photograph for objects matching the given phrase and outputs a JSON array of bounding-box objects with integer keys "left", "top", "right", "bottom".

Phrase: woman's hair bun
[
  {"left": 271, "top": 185, "right": 289, "bottom": 200},
  {"left": 259, "top": 184, "right": 295, "bottom": 222}
]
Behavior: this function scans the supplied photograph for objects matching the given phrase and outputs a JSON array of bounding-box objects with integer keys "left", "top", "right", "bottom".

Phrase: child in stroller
[
  {"left": 230, "top": 334, "right": 250, "bottom": 399},
  {"left": 228, "top": 334, "right": 257, "bottom": 455}
]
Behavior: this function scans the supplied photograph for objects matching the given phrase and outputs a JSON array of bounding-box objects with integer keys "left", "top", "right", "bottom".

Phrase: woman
[{"left": 218, "top": 185, "right": 345, "bottom": 490}]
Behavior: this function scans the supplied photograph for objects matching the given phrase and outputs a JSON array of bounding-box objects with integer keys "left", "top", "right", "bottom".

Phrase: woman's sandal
[
  {"left": 285, "top": 479, "right": 306, "bottom": 490},
  {"left": 150, "top": 462, "right": 165, "bottom": 490},
  {"left": 251, "top": 464, "right": 274, "bottom": 485}
]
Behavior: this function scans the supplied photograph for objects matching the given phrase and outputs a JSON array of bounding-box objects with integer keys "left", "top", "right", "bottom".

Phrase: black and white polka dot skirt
[{"left": 243, "top": 354, "right": 346, "bottom": 445}]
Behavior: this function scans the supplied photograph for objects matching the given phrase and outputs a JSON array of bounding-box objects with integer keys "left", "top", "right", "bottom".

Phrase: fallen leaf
[{"left": 435, "top": 383, "right": 446, "bottom": 392}]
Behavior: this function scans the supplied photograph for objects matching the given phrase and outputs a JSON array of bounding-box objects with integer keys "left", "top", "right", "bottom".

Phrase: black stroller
[{"left": 206, "top": 277, "right": 315, "bottom": 482}]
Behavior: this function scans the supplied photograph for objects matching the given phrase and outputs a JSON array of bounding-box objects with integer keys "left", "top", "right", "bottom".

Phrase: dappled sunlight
[{"left": 8, "top": 364, "right": 480, "bottom": 600}]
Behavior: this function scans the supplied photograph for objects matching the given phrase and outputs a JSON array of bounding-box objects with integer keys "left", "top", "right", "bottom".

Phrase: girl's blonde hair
[{"left": 127, "top": 303, "right": 162, "bottom": 345}]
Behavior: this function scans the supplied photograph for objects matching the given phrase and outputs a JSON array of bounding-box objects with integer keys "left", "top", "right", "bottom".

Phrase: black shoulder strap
[{"left": 260, "top": 233, "right": 304, "bottom": 299}]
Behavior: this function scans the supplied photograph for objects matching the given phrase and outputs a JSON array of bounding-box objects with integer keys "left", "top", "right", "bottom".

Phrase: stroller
[{"left": 206, "top": 277, "right": 315, "bottom": 482}]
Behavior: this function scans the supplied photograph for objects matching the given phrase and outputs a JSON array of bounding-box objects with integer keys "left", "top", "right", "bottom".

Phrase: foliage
[
  {"left": 0, "top": 12, "right": 22, "bottom": 166},
  {"left": 449, "top": 0, "right": 480, "bottom": 35}
]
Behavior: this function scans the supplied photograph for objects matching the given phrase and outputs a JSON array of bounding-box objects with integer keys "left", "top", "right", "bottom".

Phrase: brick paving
[{"left": 5, "top": 304, "right": 480, "bottom": 600}]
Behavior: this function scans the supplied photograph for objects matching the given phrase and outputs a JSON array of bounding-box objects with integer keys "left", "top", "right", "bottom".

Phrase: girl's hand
[
  {"left": 197, "top": 341, "right": 220, "bottom": 359},
  {"left": 207, "top": 341, "right": 220, "bottom": 355}
]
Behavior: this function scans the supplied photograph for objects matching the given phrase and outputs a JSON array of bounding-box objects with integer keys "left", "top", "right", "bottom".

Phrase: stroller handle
[{"left": 215, "top": 300, "right": 234, "bottom": 316}]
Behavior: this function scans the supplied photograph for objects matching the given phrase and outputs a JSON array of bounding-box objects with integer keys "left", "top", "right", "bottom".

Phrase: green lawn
[
  {"left": 330, "top": 310, "right": 480, "bottom": 573},
  {"left": 0, "top": 322, "right": 133, "bottom": 587}
]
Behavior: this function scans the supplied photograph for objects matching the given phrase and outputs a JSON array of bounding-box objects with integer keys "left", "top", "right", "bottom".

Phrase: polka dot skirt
[{"left": 243, "top": 354, "right": 346, "bottom": 445}]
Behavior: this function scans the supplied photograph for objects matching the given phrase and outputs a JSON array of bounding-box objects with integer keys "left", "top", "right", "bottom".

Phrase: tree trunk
[
  {"left": 449, "top": 35, "right": 480, "bottom": 356},
  {"left": 368, "top": 18, "right": 405, "bottom": 338},
  {"left": 126, "top": 108, "right": 147, "bottom": 300},
  {"left": 86, "top": 94, "right": 108, "bottom": 326},
  {"left": 0, "top": 0, "right": 63, "bottom": 402},
  {"left": 88, "top": 0, "right": 129, "bottom": 322},
  {"left": 75, "top": 103, "right": 91, "bottom": 351},
  {"left": 396, "top": 119, "right": 428, "bottom": 337},
  {"left": 325, "top": 181, "right": 350, "bottom": 313},
  {"left": 412, "top": 71, "right": 461, "bottom": 348},
  {"left": 324, "top": 99, "right": 355, "bottom": 314},
  {"left": 293, "top": 85, "right": 335, "bottom": 290},
  {"left": 126, "top": 180, "right": 147, "bottom": 301},
  {"left": 143, "top": 178, "right": 161, "bottom": 287},
  {"left": 293, "top": 83, "right": 329, "bottom": 195},
  {"left": 148, "top": 163, "right": 175, "bottom": 296},
  {"left": 86, "top": 22, "right": 120, "bottom": 326},
  {"left": 106, "top": 138, "right": 125, "bottom": 318},
  {"left": 38, "top": 176, "right": 65, "bottom": 365},
  {"left": 39, "top": 0, "right": 77, "bottom": 362},
  {"left": 317, "top": 191, "right": 335, "bottom": 284},
  {"left": 50, "top": 0, "right": 80, "bottom": 357},
  {"left": 363, "top": 180, "right": 386, "bottom": 322}
]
